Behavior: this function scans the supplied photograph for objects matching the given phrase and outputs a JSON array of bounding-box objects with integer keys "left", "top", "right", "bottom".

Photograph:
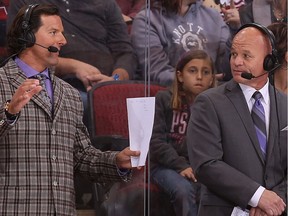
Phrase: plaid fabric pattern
[
  {"left": 0, "top": 59, "right": 128, "bottom": 215},
  {"left": 33, "top": 74, "right": 52, "bottom": 112}
]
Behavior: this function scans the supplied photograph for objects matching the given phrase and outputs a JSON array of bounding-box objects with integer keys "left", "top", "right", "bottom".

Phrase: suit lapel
[
  {"left": 8, "top": 59, "right": 53, "bottom": 118},
  {"left": 50, "top": 75, "right": 64, "bottom": 122},
  {"left": 266, "top": 86, "right": 278, "bottom": 162},
  {"left": 225, "top": 80, "right": 265, "bottom": 164}
]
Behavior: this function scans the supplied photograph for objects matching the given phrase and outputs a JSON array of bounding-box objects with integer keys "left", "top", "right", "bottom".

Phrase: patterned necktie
[
  {"left": 34, "top": 74, "right": 52, "bottom": 112},
  {"left": 251, "top": 91, "right": 267, "bottom": 159}
]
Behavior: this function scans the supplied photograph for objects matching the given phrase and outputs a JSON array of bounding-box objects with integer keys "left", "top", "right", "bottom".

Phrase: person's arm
[
  {"left": 56, "top": 58, "right": 129, "bottom": 92},
  {"left": 55, "top": 57, "right": 104, "bottom": 90},
  {"left": 131, "top": 11, "right": 174, "bottom": 85},
  {"left": 221, "top": 1, "right": 241, "bottom": 30},
  {"left": 252, "top": 189, "right": 286, "bottom": 215},
  {"left": 74, "top": 129, "right": 140, "bottom": 183},
  {"left": 187, "top": 92, "right": 261, "bottom": 208},
  {"left": 187, "top": 91, "right": 287, "bottom": 212},
  {"left": 72, "top": 90, "right": 140, "bottom": 183},
  {"left": 238, "top": 3, "right": 254, "bottom": 25},
  {"left": 0, "top": 77, "right": 41, "bottom": 136},
  {"left": 214, "top": 11, "right": 231, "bottom": 79},
  {"left": 115, "top": 147, "right": 141, "bottom": 170},
  {"left": 105, "top": 0, "right": 137, "bottom": 80},
  {"left": 55, "top": 57, "right": 101, "bottom": 78},
  {"left": 126, "top": 0, "right": 145, "bottom": 19}
]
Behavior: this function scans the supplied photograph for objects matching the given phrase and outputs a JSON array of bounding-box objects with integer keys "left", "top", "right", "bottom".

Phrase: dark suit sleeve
[
  {"left": 187, "top": 93, "right": 260, "bottom": 209},
  {"left": 270, "top": 92, "right": 287, "bottom": 203},
  {"left": 239, "top": 3, "right": 254, "bottom": 25}
]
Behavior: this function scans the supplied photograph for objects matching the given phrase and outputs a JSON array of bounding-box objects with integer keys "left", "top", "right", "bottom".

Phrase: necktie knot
[
  {"left": 252, "top": 91, "right": 262, "bottom": 101},
  {"left": 33, "top": 74, "right": 48, "bottom": 82}
]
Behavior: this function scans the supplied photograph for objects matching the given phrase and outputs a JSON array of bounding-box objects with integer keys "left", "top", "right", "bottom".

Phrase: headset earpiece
[
  {"left": 21, "top": 31, "right": 36, "bottom": 47},
  {"left": 236, "top": 23, "right": 279, "bottom": 72},
  {"left": 19, "top": 4, "right": 39, "bottom": 48},
  {"left": 264, "top": 53, "right": 278, "bottom": 71},
  {"left": 21, "top": 20, "right": 29, "bottom": 30}
]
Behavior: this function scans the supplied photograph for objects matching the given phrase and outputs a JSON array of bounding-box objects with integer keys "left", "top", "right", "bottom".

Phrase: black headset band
[
  {"left": 22, "top": 4, "right": 39, "bottom": 30},
  {"left": 237, "top": 23, "right": 278, "bottom": 59}
]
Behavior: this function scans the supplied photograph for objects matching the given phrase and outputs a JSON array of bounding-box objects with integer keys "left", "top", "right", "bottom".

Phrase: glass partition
[{"left": 1, "top": 1, "right": 276, "bottom": 216}]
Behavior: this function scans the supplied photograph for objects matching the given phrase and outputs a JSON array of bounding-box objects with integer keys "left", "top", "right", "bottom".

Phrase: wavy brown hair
[
  {"left": 7, "top": 4, "right": 59, "bottom": 55},
  {"left": 150, "top": 0, "right": 184, "bottom": 13},
  {"left": 267, "top": 22, "right": 287, "bottom": 65}
]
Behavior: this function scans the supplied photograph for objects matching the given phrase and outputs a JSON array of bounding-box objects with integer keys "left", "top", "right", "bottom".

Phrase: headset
[
  {"left": 236, "top": 23, "right": 280, "bottom": 72},
  {"left": 19, "top": 4, "right": 39, "bottom": 48}
]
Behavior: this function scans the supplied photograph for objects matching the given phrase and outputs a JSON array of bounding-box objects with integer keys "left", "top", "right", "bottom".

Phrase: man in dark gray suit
[{"left": 187, "top": 23, "right": 287, "bottom": 216}]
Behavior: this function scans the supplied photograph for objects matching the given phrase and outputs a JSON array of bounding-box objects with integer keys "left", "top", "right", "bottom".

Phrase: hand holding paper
[{"left": 126, "top": 97, "right": 155, "bottom": 167}]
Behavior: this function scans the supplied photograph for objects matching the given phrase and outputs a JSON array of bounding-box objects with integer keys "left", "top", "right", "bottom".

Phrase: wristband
[{"left": 4, "top": 100, "right": 19, "bottom": 120}]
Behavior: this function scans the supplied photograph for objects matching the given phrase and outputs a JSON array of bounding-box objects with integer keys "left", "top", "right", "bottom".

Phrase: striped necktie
[
  {"left": 251, "top": 91, "right": 267, "bottom": 159},
  {"left": 34, "top": 74, "right": 52, "bottom": 112}
]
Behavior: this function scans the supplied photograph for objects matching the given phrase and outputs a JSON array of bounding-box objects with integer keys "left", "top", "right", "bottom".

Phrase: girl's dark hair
[
  {"left": 161, "top": 0, "right": 183, "bottom": 13},
  {"left": 7, "top": 4, "right": 59, "bottom": 55},
  {"left": 267, "top": 22, "right": 287, "bottom": 65},
  {"left": 171, "top": 49, "right": 216, "bottom": 110},
  {"left": 150, "top": 0, "right": 183, "bottom": 13}
]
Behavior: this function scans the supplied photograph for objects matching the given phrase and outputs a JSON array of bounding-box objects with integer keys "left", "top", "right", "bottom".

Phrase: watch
[
  {"left": 4, "top": 100, "right": 19, "bottom": 120},
  {"left": 113, "top": 74, "right": 120, "bottom": 81}
]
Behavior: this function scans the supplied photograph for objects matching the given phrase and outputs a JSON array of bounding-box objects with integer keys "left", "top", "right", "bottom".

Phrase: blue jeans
[{"left": 151, "top": 166, "right": 200, "bottom": 216}]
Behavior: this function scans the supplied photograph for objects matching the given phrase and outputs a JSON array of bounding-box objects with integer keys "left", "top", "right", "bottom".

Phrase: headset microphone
[
  {"left": 241, "top": 63, "right": 281, "bottom": 80},
  {"left": 241, "top": 71, "right": 268, "bottom": 80},
  {"left": 35, "top": 43, "right": 59, "bottom": 53},
  {"left": 18, "top": 38, "right": 59, "bottom": 53}
]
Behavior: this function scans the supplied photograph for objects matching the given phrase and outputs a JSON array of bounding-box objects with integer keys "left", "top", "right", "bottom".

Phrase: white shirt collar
[{"left": 239, "top": 81, "right": 270, "bottom": 106}]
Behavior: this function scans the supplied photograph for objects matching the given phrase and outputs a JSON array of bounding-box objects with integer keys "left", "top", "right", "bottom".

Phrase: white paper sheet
[
  {"left": 126, "top": 97, "right": 155, "bottom": 167},
  {"left": 231, "top": 207, "right": 249, "bottom": 216},
  {"left": 281, "top": 126, "right": 288, "bottom": 131}
]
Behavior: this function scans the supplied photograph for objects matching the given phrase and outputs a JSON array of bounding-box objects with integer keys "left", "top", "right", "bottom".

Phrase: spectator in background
[
  {"left": 202, "top": 0, "right": 245, "bottom": 12},
  {"left": 150, "top": 49, "right": 216, "bottom": 216},
  {"left": 131, "top": 0, "right": 230, "bottom": 86},
  {"left": 218, "top": 0, "right": 245, "bottom": 9},
  {"left": 267, "top": 22, "right": 287, "bottom": 94},
  {"left": 239, "top": 0, "right": 287, "bottom": 26},
  {"left": 7, "top": 0, "right": 137, "bottom": 128},
  {"left": 116, "top": 0, "right": 145, "bottom": 33},
  {"left": 1, "top": 4, "right": 140, "bottom": 215},
  {"left": 220, "top": 0, "right": 245, "bottom": 30}
]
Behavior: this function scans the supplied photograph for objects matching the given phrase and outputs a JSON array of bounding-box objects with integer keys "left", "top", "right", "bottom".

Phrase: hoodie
[{"left": 131, "top": 0, "right": 230, "bottom": 85}]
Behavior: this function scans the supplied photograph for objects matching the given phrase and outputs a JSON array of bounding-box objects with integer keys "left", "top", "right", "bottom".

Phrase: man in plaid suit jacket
[{"left": 0, "top": 4, "right": 140, "bottom": 215}]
